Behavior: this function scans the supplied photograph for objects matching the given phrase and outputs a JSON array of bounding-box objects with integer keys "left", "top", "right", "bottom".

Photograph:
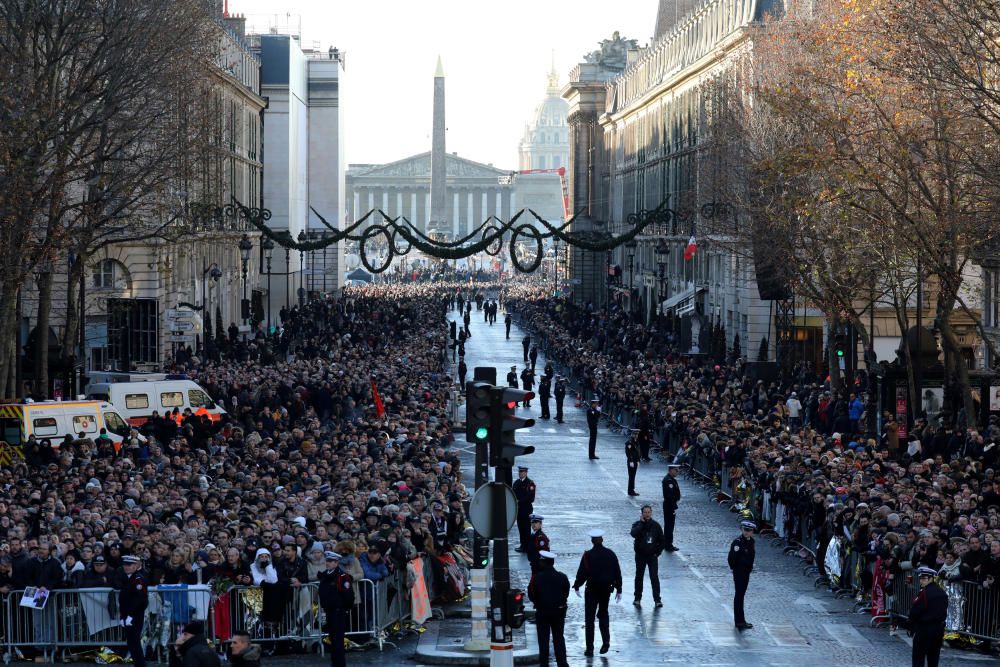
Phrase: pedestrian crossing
[
  {"left": 637, "top": 621, "right": 813, "bottom": 648},
  {"left": 540, "top": 427, "right": 584, "bottom": 434}
]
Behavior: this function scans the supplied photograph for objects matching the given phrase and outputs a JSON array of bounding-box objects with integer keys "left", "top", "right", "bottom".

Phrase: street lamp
[
  {"left": 297, "top": 230, "right": 306, "bottom": 306},
  {"left": 655, "top": 238, "right": 669, "bottom": 324},
  {"left": 201, "top": 263, "right": 222, "bottom": 352},
  {"left": 626, "top": 240, "right": 637, "bottom": 315},
  {"left": 261, "top": 236, "right": 275, "bottom": 331},
  {"left": 238, "top": 234, "right": 253, "bottom": 326},
  {"left": 552, "top": 238, "right": 561, "bottom": 296}
]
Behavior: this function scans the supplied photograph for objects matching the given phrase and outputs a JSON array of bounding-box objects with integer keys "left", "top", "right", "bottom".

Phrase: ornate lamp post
[
  {"left": 552, "top": 238, "right": 561, "bottom": 295},
  {"left": 626, "top": 240, "right": 637, "bottom": 316},
  {"left": 297, "top": 230, "right": 307, "bottom": 306},
  {"left": 261, "top": 236, "right": 274, "bottom": 331},
  {"left": 201, "top": 263, "right": 222, "bottom": 352},
  {"left": 238, "top": 234, "right": 253, "bottom": 325},
  {"left": 655, "top": 238, "right": 669, "bottom": 324}
]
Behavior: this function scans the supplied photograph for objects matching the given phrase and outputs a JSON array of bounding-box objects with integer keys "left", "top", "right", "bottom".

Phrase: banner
[
  {"left": 371, "top": 379, "right": 385, "bottom": 418},
  {"left": 407, "top": 559, "right": 430, "bottom": 625}
]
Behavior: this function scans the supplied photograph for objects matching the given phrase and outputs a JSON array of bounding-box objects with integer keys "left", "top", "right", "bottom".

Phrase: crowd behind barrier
[
  {"left": 0, "top": 283, "right": 486, "bottom": 663},
  {"left": 507, "top": 285, "right": 1000, "bottom": 650}
]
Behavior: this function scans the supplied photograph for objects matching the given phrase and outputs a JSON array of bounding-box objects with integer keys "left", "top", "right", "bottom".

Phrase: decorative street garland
[{"left": 232, "top": 196, "right": 724, "bottom": 274}]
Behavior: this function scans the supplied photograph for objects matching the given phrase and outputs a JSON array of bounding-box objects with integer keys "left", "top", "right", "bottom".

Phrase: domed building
[{"left": 518, "top": 65, "right": 569, "bottom": 171}]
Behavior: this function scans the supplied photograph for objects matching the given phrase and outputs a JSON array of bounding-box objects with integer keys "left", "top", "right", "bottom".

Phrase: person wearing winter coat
[
  {"left": 228, "top": 631, "right": 261, "bottom": 667},
  {"left": 335, "top": 541, "right": 366, "bottom": 605},
  {"left": 62, "top": 549, "right": 86, "bottom": 588},
  {"left": 359, "top": 546, "right": 389, "bottom": 583},
  {"left": 305, "top": 543, "right": 326, "bottom": 582},
  {"left": 174, "top": 620, "right": 220, "bottom": 667},
  {"left": 249, "top": 548, "right": 278, "bottom": 585}
]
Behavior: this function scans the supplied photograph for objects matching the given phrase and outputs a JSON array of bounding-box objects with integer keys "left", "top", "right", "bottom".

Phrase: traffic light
[
  {"left": 504, "top": 589, "right": 526, "bottom": 628},
  {"left": 488, "top": 387, "right": 535, "bottom": 467},
  {"left": 465, "top": 381, "right": 494, "bottom": 443},
  {"left": 833, "top": 334, "right": 846, "bottom": 358}
]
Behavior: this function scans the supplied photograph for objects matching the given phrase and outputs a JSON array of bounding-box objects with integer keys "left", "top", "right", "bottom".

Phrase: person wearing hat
[
  {"left": 662, "top": 465, "right": 682, "bottom": 552},
  {"left": 625, "top": 431, "right": 641, "bottom": 496},
  {"left": 572, "top": 529, "right": 622, "bottom": 656},
  {"left": 174, "top": 620, "right": 219, "bottom": 667},
  {"left": 519, "top": 365, "right": 534, "bottom": 407},
  {"left": 507, "top": 365, "right": 519, "bottom": 389},
  {"left": 728, "top": 521, "right": 757, "bottom": 630},
  {"left": 512, "top": 466, "right": 536, "bottom": 553},
  {"left": 586, "top": 398, "right": 601, "bottom": 459},
  {"left": 554, "top": 375, "right": 567, "bottom": 423},
  {"left": 522, "top": 334, "right": 531, "bottom": 363},
  {"left": 504, "top": 310, "right": 513, "bottom": 339},
  {"left": 528, "top": 551, "right": 570, "bottom": 667},
  {"left": 908, "top": 566, "right": 948, "bottom": 667},
  {"left": 318, "top": 551, "right": 353, "bottom": 667},
  {"left": 538, "top": 373, "right": 552, "bottom": 420},
  {"left": 119, "top": 554, "right": 148, "bottom": 666},
  {"left": 525, "top": 514, "right": 550, "bottom": 572}
]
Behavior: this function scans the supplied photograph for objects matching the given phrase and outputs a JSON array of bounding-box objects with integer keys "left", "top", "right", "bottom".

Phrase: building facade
[
  {"left": 564, "top": 0, "right": 786, "bottom": 359},
  {"left": 253, "top": 31, "right": 346, "bottom": 316},
  {"left": 515, "top": 66, "right": 571, "bottom": 225}
]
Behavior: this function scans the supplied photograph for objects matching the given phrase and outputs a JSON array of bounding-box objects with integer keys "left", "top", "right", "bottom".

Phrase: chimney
[{"left": 224, "top": 13, "right": 247, "bottom": 37}]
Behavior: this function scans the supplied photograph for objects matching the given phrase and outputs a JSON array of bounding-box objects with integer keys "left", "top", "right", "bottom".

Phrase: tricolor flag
[
  {"left": 683, "top": 231, "right": 698, "bottom": 261},
  {"left": 371, "top": 378, "right": 386, "bottom": 418}
]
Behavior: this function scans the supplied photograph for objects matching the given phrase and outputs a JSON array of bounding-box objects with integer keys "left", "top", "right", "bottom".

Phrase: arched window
[{"left": 92, "top": 259, "right": 131, "bottom": 291}]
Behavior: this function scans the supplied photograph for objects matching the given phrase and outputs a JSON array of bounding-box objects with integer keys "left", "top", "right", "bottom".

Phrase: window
[
  {"left": 125, "top": 394, "right": 149, "bottom": 410},
  {"left": 188, "top": 389, "right": 209, "bottom": 408},
  {"left": 0, "top": 418, "right": 21, "bottom": 444},
  {"left": 33, "top": 417, "right": 58, "bottom": 436},
  {"left": 92, "top": 259, "right": 130, "bottom": 290},
  {"left": 72, "top": 415, "right": 97, "bottom": 433},
  {"left": 160, "top": 392, "right": 183, "bottom": 408},
  {"left": 107, "top": 298, "right": 158, "bottom": 368},
  {"left": 104, "top": 412, "right": 128, "bottom": 437}
]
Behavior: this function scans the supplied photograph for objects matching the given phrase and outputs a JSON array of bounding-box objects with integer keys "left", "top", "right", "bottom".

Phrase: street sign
[
  {"left": 468, "top": 482, "right": 516, "bottom": 539},
  {"left": 167, "top": 320, "right": 195, "bottom": 332},
  {"left": 169, "top": 334, "right": 195, "bottom": 343},
  {"left": 165, "top": 309, "right": 196, "bottom": 320}
]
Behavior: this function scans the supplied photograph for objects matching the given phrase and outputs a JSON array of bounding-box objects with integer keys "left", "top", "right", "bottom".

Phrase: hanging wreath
[
  {"left": 509, "top": 224, "right": 543, "bottom": 274},
  {"left": 481, "top": 224, "right": 503, "bottom": 256},
  {"left": 360, "top": 225, "right": 394, "bottom": 275},
  {"left": 391, "top": 228, "right": 411, "bottom": 256}
]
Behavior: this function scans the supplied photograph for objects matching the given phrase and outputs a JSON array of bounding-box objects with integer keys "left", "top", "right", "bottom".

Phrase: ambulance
[
  {"left": 0, "top": 400, "right": 132, "bottom": 451},
  {"left": 84, "top": 376, "right": 226, "bottom": 426}
]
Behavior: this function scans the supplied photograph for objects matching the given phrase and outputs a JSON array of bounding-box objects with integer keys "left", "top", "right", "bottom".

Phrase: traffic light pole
[
  {"left": 467, "top": 369, "right": 495, "bottom": 653},
  {"left": 489, "top": 460, "right": 514, "bottom": 667}
]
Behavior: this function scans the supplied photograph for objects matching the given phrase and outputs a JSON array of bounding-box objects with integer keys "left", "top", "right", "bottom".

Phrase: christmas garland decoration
[{"left": 232, "top": 196, "right": 719, "bottom": 273}]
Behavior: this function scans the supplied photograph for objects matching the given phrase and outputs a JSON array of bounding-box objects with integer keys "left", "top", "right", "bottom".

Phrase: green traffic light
[
  {"left": 476, "top": 427, "right": 489, "bottom": 440},
  {"left": 836, "top": 349, "right": 845, "bottom": 357}
]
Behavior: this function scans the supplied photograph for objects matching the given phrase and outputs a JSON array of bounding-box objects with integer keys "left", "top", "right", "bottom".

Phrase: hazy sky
[{"left": 231, "top": 0, "right": 657, "bottom": 168}]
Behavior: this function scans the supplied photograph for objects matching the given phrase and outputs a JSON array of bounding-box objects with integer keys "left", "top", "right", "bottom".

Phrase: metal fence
[{"left": 0, "top": 558, "right": 443, "bottom": 663}]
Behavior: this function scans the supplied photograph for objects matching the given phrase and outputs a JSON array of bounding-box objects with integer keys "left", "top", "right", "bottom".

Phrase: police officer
[
  {"left": 524, "top": 513, "right": 550, "bottom": 572},
  {"left": 319, "top": 551, "right": 354, "bottom": 667},
  {"left": 519, "top": 366, "right": 534, "bottom": 407},
  {"left": 573, "top": 529, "right": 622, "bottom": 657},
  {"left": 118, "top": 554, "right": 148, "bottom": 667},
  {"left": 522, "top": 334, "right": 531, "bottom": 362},
  {"left": 505, "top": 312, "right": 513, "bottom": 339},
  {"left": 529, "top": 344, "right": 538, "bottom": 371},
  {"left": 528, "top": 551, "right": 570, "bottom": 667},
  {"left": 512, "top": 466, "right": 536, "bottom": 552},
  {"left": 728, "top": 520, "right": 757, "bottom": 630},
  {"left": 538, "top": 375, "right": 552, "bottom": 420},
  {"left": 630, "top": 505, "right": 664, "bottom": 607},
  {"left": 554, "top": 376, "right": 567, "bottom": 424},
  {"left": 662, "top": 464, "right": 681, "bottom": 551},
  {"left": 586, "top": 398, "right": 601, "bottom": 459},
  {"left": 463, "top": 308, "right": 471, "bottom": 338},
  {"left": 625, "top": 434, "right": 641, "bottom": 496},
  {"left": 908, "top": 565, "right": 948, "bottom": 667},
  {"left": 507, "top": 365, "right": 519, "bottom": 389}
]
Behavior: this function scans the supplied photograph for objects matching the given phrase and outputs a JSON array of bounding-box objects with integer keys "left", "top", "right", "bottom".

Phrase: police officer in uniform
[
  {"left": 507, "top": 365, "right": 519, "bottom": 389},
  {"left": 524, "top": 513, "right": 550, "bottom": 572},
  {"left": 586, "top": 399, "right": 601, "bottom": 459},
  {"left": 662, "top": 464, "right": 681, "bottom": 551},
  {"left": 554, "top": 376, "right": 567, "bottom": 423},
  {"left": 528, "top": 551, "right": 570, "bottom": 667},
  {"left": 519, "top": 366, "right": 534, "bottom": 407},
  {"left": 625, "top": 434, "right": 641, "bottom": 496},
  {"left": 118, "top": 554, "right": 148, "bottom": 667},
  {"left": 522, "top": 335, "right": 531, "bottom": 362},
  {"left": 908, "top": 565, "right": 948, "bottom": 667},
  {"left": 538, "top": 375, "right": 552, "bottom": 420},
  {"left": 728, "top": 520, "right": 756, "bottom": 630},
  {"left": 512, "top": 466, "right": 536, "bottom": 552},
  {"left": 319, "top": 551, "right": 354, "bottom": 667},
  {"left": 573, "top": 529, "right": 622, "bottom": 657},
  {"left": 505, "top": 312, "right": 513, "bottom": 339}
]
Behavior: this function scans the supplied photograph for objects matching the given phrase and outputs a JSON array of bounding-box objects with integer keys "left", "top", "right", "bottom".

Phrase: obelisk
[{"left": 429, "top": 56, "right": 447, "bottom": 236}]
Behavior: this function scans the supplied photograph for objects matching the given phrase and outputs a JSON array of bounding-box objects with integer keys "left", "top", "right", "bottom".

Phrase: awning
[{"left": 659, "top": 287, "right": 704, "bottom": 316}]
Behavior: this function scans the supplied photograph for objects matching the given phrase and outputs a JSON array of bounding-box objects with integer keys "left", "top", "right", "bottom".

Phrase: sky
[{"left": 231, "top": 0, "right": 658, "bottom": 169}]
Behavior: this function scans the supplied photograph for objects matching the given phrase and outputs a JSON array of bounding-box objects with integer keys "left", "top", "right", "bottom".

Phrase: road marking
[
  {"left": 703, "top": 582, "right": 721, "bottom": 598},
  {"left": 822, "top": 622, "right": 870, "bottom": 648},
  {"left": 569, "top": 427, "right": 584, "bottom": 434},
  {"left": 702, "top": 622, "right": 742, "bottom": 646},
  {"left": 765, "top": 624, "right": 811, "bottom": 646},
  {"left": 688, "top": 565, "right": 706, "bottom": 580}
]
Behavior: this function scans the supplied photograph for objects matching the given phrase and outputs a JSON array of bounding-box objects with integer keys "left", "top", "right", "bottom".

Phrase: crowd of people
[
  {"left": 504, "top": 283, "right": 1000, "bottom": 644},
  {"left": 3, "top": 284, "right": 479, "bottom": 658}
]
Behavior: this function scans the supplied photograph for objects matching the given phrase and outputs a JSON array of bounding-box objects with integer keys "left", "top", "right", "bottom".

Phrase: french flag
[{"left": 683, "top": 231, "right": 697, "bottom": 261}]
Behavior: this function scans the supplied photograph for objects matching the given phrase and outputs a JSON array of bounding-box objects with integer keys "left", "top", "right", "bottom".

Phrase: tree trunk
[
  {"left": 937, "top": 316, "right": 976, "bottom": 429},
  {"left": 828, "top": 315, "right": 843, "bottom": 394},
  {"left": 61, "top": 257, "right": 83, "bottom": 354},
  {"left": 0, "top": 281, "right": 19, "bottom": 398},
  {"left": 33, "top": 272, "right": 53, "bottom": 399}
]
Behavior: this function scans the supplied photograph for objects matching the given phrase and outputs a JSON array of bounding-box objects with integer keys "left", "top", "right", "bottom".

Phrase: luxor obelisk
[{"left": 429, "top": 56, "right": 447, "bottom": 236}]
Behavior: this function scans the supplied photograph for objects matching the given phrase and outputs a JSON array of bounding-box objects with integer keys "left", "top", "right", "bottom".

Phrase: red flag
[
  {"left": 683, "top": 232, "right": 697, "bottom": 261},
  {"left": 371, "top": 378, "right": 386, "bottom": 418}
]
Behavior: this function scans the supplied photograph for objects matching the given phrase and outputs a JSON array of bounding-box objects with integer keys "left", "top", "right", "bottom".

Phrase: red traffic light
[
  {"left": 513, "top": 593, "right": 523, "bottom": 601},
  {"left": 506, "top": 401, "right": 517, "bottom": 409}
]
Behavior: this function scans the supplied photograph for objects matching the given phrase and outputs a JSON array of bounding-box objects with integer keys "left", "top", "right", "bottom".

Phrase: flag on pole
[
  {"left": 683, "top": 231, "right": 698, "bottom": 261},
  {"left": 371, "top": 378, "right": 385, "bottom": 418}
]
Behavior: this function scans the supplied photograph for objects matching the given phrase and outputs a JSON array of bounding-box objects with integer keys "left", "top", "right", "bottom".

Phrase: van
[
  {"left": 0, "top": 401, "right": 132, "bottom": 448},
  {"left": 84, "top": 379, "right": 226, "bottom": 426}
]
